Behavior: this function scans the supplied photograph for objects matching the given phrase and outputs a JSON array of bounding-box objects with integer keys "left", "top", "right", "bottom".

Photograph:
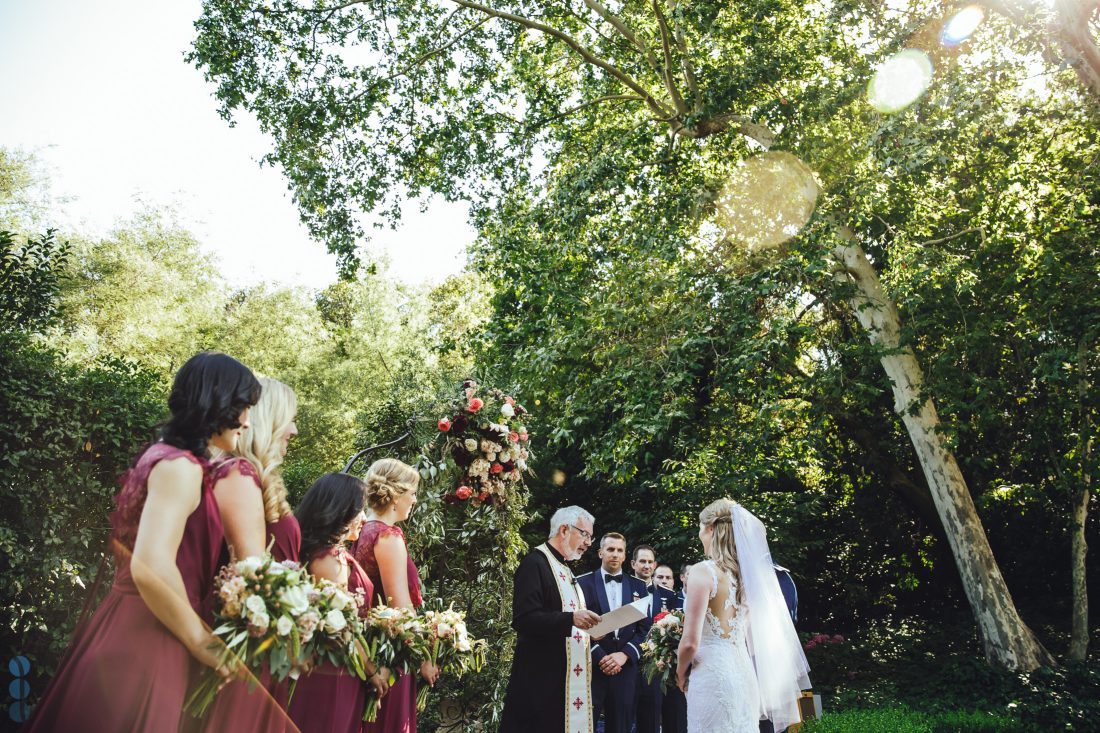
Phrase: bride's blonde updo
[
  {"left": 364, "top": 458, "right": 420, "bottom": 511},
  {"left": 700, "top": 498, "right": 745, "bottom": 608}
]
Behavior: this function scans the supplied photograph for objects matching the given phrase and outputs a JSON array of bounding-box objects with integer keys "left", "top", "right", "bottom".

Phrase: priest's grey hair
[{"left": 548, "top": 506, "right": 595, "bottom": 540}]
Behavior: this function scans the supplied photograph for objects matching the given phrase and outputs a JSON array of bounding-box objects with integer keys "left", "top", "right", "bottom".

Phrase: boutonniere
[{"left": 632, "top": 591, "right": 641, "bottom": 598}]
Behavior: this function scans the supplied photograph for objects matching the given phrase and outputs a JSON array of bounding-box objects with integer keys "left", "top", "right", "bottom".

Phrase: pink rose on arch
[
  {"left": 477, "top": 491, "right": 490, "bottom": 502},
  {"left": 503, "top": 395, "right": 515, "bottom": 406},
  {"left": 467, "top": 398, "right": 484, "bottom": 413},
  {"left": 508, "top": 431, "right": 520, "bottom": 443},
  {"left": 438, "top": 418, "right": 451, "bottom": 432},
  {"left": 455, "top": 485, "right": 473, "bottom": 500},
  {"left": 490, "top": 462, "right": 504, "bottom": 474},
  {"left": 519, "top": 431, "right": 529, "bottom": 442},
  {"left": 804, "top": 640, "right": 818, "bottom": 650}
]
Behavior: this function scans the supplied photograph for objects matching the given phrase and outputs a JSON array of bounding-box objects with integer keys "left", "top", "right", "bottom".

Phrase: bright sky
[{"left": 0, "top": 0, "right": 473, "bottom": 289}]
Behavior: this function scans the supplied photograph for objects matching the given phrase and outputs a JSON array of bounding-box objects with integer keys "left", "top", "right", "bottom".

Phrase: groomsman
[
  {"left": 577, "top": 533, "right": 651, "bottom": 733},
  {"left": 633, "top": 545, "right": 682, "bottom": 733},
  {"left": 654, "top": 565, "right": 676, "bottom": 592},
  {"left": 652, "top": 563, "right": 692, "bottom": 733}
]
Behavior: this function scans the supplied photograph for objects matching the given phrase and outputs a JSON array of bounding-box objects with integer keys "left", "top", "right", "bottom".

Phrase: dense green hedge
[{"left": 0, "top": 331, "right": 165, "bottom": 696}]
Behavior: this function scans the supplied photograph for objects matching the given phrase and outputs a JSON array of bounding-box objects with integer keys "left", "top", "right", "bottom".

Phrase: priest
[{"left": 500, "top": 506, "right": 602, "bottom": 733}]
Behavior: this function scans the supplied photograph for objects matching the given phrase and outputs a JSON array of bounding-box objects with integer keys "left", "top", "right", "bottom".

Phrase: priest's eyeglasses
[{"left": 569, "top": 525, "right": 593, "bottom": 541}]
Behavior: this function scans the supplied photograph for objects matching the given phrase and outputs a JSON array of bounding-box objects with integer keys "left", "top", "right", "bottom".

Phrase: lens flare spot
[
  {"left": 551, "top": 469, "right": 567, "bottom": 486},
  {"left": 715, "top": 152, "right": 820, "bottom": 253},
  {"left": 942, "top": 6, "right": 985, "bottom": 46},
  {"left": 867, "top": 50, "right": 933, "bottom": 114}
]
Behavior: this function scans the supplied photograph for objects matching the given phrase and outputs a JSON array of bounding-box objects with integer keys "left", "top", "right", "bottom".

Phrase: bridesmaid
[
  {"left": 289, "top": 473, "right": 390, "bottom": 733},
  {"left": 354, "top": 458, "right": 440, "bottom": 733},
  {"left": 199, "top": 377, "right": 302, "bottom": 732},
  {"left": 25, "top": 351, "right": 261, "bottom": 733}
]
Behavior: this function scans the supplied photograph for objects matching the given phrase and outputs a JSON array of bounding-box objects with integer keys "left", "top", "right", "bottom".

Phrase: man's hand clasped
[{"left": 598, "top": 651, "right": 628, "bottom": 676}]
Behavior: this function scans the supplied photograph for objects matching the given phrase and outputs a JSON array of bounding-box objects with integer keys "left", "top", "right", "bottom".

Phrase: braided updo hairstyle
[
  {"left": 700, "top": 498, "right": 745, "bottom": 608},
  {"left": 364, "top": 458, "right": 420, "bottom": 511}
]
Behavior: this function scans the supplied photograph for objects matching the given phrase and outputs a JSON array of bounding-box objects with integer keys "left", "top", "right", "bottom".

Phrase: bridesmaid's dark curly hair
[
  {"left": 297, "top": 473, "right": 367, "bottom": 562},
  {"left": 161, "top": 352, "right": 262, "bottom": 457}
]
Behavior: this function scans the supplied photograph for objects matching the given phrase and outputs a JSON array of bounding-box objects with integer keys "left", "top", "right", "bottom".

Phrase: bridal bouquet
[
  {"left": 639, "top": 609, "right": 685, "bottom": 693},
  {"left": 415, "top": 606, "right": 488, "bottom": 711},
  {"left": 362, "top": 605, "right": 430, "bottom": 721},
  {"left": 432, "top": 379, "right": 534, "bottom": 507},
  {"left": 186, "top": 555, "right": 321, "bottom": 716}
]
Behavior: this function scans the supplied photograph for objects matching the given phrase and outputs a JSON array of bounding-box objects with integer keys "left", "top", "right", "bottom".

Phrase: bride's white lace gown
[{"left": 685, "top": 560, "right": 760, "bottom": 733}]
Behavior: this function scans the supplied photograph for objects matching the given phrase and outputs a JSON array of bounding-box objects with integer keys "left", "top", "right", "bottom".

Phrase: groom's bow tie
[{"left": 605, "top": 574, "right": 623, "bottom": 583}]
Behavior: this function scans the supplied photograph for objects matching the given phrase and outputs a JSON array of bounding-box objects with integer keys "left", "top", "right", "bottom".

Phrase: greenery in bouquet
[
  {"left": 640, "top": 609, "right": 684, "bottom": 693},
  {"left": 187, "top": 554, "right": 336, "bottom": 717},
  {"left": 362, "top": 604, "right": 430, "bottom": 721},
  {"left": 415, "top": 605, "right": 488, "bottom": 711},
  {"left": 430, "top": 379, "right": 534, "bottom": 507}
]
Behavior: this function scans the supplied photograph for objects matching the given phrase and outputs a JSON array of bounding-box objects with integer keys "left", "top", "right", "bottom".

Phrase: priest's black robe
[{"left": 499, "top": 544, "right": 578, "bottom": 733}]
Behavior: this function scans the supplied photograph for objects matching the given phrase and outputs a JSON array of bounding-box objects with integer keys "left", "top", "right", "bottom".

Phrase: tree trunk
[
  {"left": 831, "top": 233, "right": 1055, "bottom": 671},
  {"left": 1068, "top": 336, "right": 1092, "bottom": 661},
  {"left": 1051, "top": 0, "right": 1100, "bottom": 103}
]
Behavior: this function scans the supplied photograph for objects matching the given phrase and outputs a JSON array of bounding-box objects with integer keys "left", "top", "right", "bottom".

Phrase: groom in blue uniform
[{"left": 578, "top": 533, "right": 651, "bottom": 733}]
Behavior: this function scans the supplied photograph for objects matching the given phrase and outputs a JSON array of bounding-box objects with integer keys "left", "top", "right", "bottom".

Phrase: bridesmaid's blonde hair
[
  {"left": 364, "top": 458, "right": 419, "bottom": 511},
  {"left": 699, "top": 498, "right": 745, "bottom": 608},
  {"left": 223, "top": 377, "right": 296, "bottom": 523}
]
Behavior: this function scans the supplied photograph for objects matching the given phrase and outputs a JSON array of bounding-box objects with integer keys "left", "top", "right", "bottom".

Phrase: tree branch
[
  {"left": 526, "top": 94, "right": 646, "bottom": 131},
  {"left": 581, "top": 0, "right": 662, "bottom": 75},
  {"left": 651, "top": 0, "right": 688, "bottom": 114},
  {"left": 671, "top": 1, "right": 701, "bottom": 110},
  {"left": 446, "top": 0, "right": 676, "bottom": 119}
]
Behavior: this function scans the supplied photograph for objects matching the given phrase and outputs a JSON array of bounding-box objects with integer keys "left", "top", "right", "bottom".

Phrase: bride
[{"left": 676, "top": 499, "right": 810, "bottom": 733}]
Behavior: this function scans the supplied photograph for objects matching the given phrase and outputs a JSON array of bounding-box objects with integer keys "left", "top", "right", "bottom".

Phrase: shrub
[{"left": 0, "top": 332, "right": 164, "bottom": 704}]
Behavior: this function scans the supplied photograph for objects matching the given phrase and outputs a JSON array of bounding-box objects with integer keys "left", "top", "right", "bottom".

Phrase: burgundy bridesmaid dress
[
  {"left": 354, "top": 521, "right": 423, "bottom": 733},
  {"left": 288, "top": 548, "right": 374, "bottom": 733},
  {"left": 25, "top": 442, "right": 223, "bottom": 733},
  {"left": 199, "top": 457, "right": 303, "bottom": 733}
]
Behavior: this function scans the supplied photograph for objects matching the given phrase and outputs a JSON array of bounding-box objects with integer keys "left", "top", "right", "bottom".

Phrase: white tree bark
[{"left": 831, "top": 232, "right": 1054, "bottom": 671}]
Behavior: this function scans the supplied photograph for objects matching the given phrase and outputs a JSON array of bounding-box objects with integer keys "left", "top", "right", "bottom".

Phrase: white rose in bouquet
[
  {"left": 277, "top": 615, "right": 294, "bottom": 636},
  {"left": 281, "top": 584, "right": 312, "bottom": 616},
  {"left": 245, "top": 594, "right": 267, "bottom": 616},
  {"left": 329, "top": 588, "right": 350, "bottom": 612},
  {"left": 237, "top": 556, "right": 264, "bottom": 579},
  {"left": 325, "top": 609, "right": 348, "bottom": 633},
  {"left": 251, "top": 610, "right": 271, "bottom": 632}
]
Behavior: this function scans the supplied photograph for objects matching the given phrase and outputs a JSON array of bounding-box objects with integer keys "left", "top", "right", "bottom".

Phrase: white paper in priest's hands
[{"left": 586, "top": 598, "right": 650, "bottom": 638}]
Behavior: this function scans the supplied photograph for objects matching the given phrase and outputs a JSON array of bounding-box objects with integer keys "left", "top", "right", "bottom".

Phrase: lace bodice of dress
[
  {"left": 684, "top": 560, "right": 759, "bottom": 733},
  {"left": 696, "top": 560, "right": 748, "bottom": 648}
]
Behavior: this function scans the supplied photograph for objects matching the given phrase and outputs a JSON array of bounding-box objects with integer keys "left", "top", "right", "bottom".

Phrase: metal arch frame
[{"left": 341, "top": 414, "right": 420, "bottom": 475}]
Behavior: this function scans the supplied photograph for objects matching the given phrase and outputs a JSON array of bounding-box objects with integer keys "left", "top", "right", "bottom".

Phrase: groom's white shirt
[{"left": 602, "top": 570, "right": 624, "bottom": 612}]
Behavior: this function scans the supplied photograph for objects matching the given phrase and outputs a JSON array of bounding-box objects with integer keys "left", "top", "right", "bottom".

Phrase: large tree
[{"left": 190, "top": 0, "right": 1100, "bottom": 670}]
